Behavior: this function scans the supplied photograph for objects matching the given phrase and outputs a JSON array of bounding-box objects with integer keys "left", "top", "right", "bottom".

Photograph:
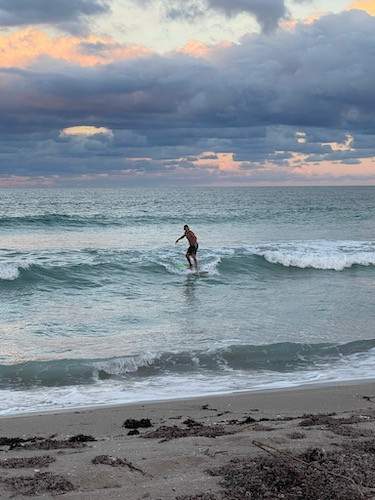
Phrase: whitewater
[{"left": 1, "top": 187, "right": 375, "bottom": 415}]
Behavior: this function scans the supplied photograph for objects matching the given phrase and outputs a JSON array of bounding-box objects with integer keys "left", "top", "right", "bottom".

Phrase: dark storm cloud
[
  {"left": 0, "top": 10, "right": 375, "bottom": 180},
  {"left": 0, "top": 0, "right": 110, "bottom": 33}
]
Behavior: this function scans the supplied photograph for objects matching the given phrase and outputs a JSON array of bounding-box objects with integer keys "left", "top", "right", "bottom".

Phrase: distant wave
[
  {"left": 0, "top": 214, "right": 120, "bottom": 228},
  {"left": 1, "top": 339, "right": 375, "bottom": 389},
  {"left": 1, "top": 241, "right": 375, "bottom": 284},
  {"left": 0, "top": 213, "right": 241, "bottom": 228}
]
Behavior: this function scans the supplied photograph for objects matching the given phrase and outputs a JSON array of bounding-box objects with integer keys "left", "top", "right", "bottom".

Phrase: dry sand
[{"left": 1, "top": 381, "right": 375, "bottom": 499}]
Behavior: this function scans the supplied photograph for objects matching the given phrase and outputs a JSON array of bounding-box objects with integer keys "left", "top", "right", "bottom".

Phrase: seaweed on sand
[
  {"left": 299, "top": 413, "right": 374, "bottom": 437},
  {"left": 177, "top": 495, "right": 219, "bottom": 500},
  {"left": 205, "top": 440, "right": 375, "bottom": 499},
  {"left": 0, "top": 455, "right": 55, "bottom": 469},
  {"left": 92, "top": 455, "right": 145, "bottom": 474},
  {"left": 123, "top": 418, "right": 152, "bottom": 429},
  {"left": 2, "top": 472, "right": 74, "bottom": 496},
  {"left": 10, "top": 434, "right": 96, "bottom": 451},
  {"left": 143, "top": 424, "right": 232, "bottom": 442}
]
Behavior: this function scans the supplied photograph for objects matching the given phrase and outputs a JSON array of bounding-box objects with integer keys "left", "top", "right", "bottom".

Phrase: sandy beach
[{"left": 1, "top": 381, "right": 375, "bottom": 499}]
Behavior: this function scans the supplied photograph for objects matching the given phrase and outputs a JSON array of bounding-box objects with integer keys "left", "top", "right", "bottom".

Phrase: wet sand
[{"left": 1, "top": 381, "right": 375, "bottom": 499}]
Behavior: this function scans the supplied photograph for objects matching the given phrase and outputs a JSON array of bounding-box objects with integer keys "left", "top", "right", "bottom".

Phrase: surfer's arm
[{"left": 175, "top": 235, "right": 186, "bottom": 244}]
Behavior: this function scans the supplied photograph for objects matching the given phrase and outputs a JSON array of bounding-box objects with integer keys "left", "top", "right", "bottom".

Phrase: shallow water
[{"left": 1, "top": 187, "right": 375, "bottom": 414}]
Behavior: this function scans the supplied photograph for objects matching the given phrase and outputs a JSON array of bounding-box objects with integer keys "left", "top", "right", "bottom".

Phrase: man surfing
[{"left": 176, "top": 225, "right": 199, "bottom": 271}]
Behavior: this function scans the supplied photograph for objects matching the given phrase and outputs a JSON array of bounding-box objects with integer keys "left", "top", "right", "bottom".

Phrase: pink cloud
[
  {"left": 193, "top": 152, "right": 242, "bottom": 172},
  {"left": 0, "top": 28, "right": 151, "bottom": 68},
  {"left": 178, "top": 40, "right": 232, "bottom": 59}
]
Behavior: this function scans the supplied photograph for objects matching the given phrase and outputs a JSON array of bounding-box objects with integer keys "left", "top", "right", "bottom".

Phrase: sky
[{"left": 0, "top": 0, "right": 375, "bottom": 187}]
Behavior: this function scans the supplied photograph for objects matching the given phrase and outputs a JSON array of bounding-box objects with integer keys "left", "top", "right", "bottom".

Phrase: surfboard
[
  {"left": 176, "top": 263, "right": 189, "bottom": 270},
  {"left": 192, "top": 271, "right": 209, "bottom": 277},
  {"left": 175, "top": 263, "right": 209, "bottom": 276}
]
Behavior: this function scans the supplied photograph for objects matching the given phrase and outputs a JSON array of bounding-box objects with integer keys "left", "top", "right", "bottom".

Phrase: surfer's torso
[{"left": 185, "top": 229, "right": 197, "bottom": 246}]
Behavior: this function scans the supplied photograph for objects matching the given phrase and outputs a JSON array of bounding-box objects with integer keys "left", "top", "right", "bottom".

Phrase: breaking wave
[
  {"left": 1, "top": 339, "right": 375, "bottom": 389},
  {"left": 1, "top": 240, "right": 374, "bottom": 286},
  {"left": 252, "top": 241, "right": 375, "bottom": 271}
]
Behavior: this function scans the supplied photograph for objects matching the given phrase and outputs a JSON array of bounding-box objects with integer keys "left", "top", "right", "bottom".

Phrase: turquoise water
[{"left": 1, "top": 187, "right": 375, "bottom": 414}]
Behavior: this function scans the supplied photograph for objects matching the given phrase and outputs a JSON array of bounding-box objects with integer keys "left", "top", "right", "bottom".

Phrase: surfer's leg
[
  {"left": 192, "top": 255, "right": 198, "bottom": 271},
  {"left": 192, "top": 244, "right": 198, "bottom": 270},
  {"left": 186, "top": 252, "right": 193, "bottom": 269}
]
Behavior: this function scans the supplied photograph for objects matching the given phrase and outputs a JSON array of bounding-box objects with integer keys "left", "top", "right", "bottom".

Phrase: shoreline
[
  {"left": 2, "top": 377, "right": 375, "bottom": 420},
  {"left": 1, "top": 380, "right": 374, "bottom": 498}
]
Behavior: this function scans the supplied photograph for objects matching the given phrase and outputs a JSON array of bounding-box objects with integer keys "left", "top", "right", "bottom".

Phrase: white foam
[
  {"left": 250, "top": 240, "right": 375, "bottom": 271},
  {"left": 92, "top": 352, "right": 159, "bottom": 376},
  {"left": 156, "top": 249, "right": 223, "bottom": 276},
  {"left": 0, "top": 263, "right": 22, "bottom": 281},
  {"left": 1, "top": 347, "right": 375, "bottom": 416}
]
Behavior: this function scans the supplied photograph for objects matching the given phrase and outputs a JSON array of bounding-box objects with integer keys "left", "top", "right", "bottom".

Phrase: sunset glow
[
  {"left": 0, "top": 0, "right": 373, "bottom": 186},
  {"left": 0, "top": 28, "right": 150, "bottom": 68}
]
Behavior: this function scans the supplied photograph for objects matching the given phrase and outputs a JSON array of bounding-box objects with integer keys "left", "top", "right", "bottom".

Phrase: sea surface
[{"left": 1, "top": 187, "right": 375, "bottom": 415}]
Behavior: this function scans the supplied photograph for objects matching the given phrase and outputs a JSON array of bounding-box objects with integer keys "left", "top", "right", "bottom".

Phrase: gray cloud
[
  {"left": 0, "top": 0, "right": 110, "bottom": 33},
  {"left": 138, "top": 0, "right": 287, "bottom": 32},
  {"left": 0, "top": 10, "right": 375, "bottom": 182},
  {"left": 206, "top": 0, "right": 286, "bottom": 33}
]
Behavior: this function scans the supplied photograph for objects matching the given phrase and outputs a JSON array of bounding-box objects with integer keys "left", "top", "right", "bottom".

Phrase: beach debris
[
  {"left": 288, "top": 431, "right": 306, "bottom": 440},
  {"left": 203, "top": 438, "right": 375, "bottom": 500},
  {"left": 362, "top": 395, "right": 375, "bottom": 403},
  {"left": 11, "top": 436, "right": 90, "bottom": 451},
  {"left": 201, "top": 448, "right": 228, "bottom": 458},
  {"left": 127, "top": 429, "right": 140, "bottom": 436},
  {"left": 239, "top": 416, "right": 257, "bottom": 424},
  {"left": 123, "top": 418, "right": 152, "bottom": 429},
  {"left": 68, "top": 434, "right": 96, "bottom": 443},
  {"left": 298, "top": 413, "right": 374, "bottom": 437},
  {"left": 275, "top": 415, "right": 295, "bottom": 422},
  {"left": 183, "top": 418, "right": 203, "bottom": 428},
  {"left": 216, "top": 411, "right": 231, "bottom": 417},
  {"left": 92, "top": 455, "right": 145, "bottom": 474},
  {"left": 201, "top": 404, "right": 217, "bottom": 411},
  {"left": 299, "top": 413, "right": 339, "bottom": 426},
  {"left": 0, "top": 437, "right": 27, "bottom": 448},
  {"left": 251, "top": 423, "right": 276, "bottom": 432},
  {"left": 330, "top": 426, "right": 374, "bottom": 438},
  {"left": 176, "top": 494, "right": 218, "bottom": 500},
  {"left": 143, "top": 423, "right": 232, "bottom": 442},
  {"left": 342, "top": 438, "right": 375, "bottom": 454},
  {"left": 2, "top": 472, "right": 74, "bottom": 496},
  {"left": 0, "top": 456, "right": 55, "bottom": 469}
]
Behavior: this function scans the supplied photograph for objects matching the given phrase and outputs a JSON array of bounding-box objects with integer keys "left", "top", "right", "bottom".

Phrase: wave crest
[
  {"left": 1, "top": 339, "right": 375, "bottom": 389},
  {"left": 0, "top": 262, "right": 30, "bottom": 281},
  {"left": 1, "top": 241, "right": 374, "bottom": 285},
  {"left": 254, "top": 242, "right": 375, "bottom": 271}
]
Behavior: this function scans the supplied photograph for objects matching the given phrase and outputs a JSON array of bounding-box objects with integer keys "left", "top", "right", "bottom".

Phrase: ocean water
[{"left": 1, "top": 187, "right": 375, "bottom": 415}]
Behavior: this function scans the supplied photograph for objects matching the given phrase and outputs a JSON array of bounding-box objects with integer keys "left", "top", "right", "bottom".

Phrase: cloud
[
  {"left": 350, "top": 1, "right": 375, "bottom": 15},
  {"left": 206, "top": 0, "right": 287, "bottom": 33},
  {"left": 1, "top": 10, "right": 375, "bottom": 185},
  {"left": 60, "top": 125, "right": 113, "bottom": 138},
  {"left": 322, "top": 134, "right": 354, "bottom": 152},
  {"left": 296, "top": 131, "right": 307, "bottom": 144},
  {"left": 0, "top": 0, "right": 110, "bottom": 33},
  {"left": 0, "top": 28, "right": 151, "bottom": 68},
  {"left": 137, "top": 0, "right": 288, "bottom": 32},
  {"left": 178, "top": 40, "right": 232, "bottom": 58}
]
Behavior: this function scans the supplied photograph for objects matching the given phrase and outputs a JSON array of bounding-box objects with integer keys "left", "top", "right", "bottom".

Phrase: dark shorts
[{"left": 187, "top": 243, "right": 198, "bottom": 256}]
